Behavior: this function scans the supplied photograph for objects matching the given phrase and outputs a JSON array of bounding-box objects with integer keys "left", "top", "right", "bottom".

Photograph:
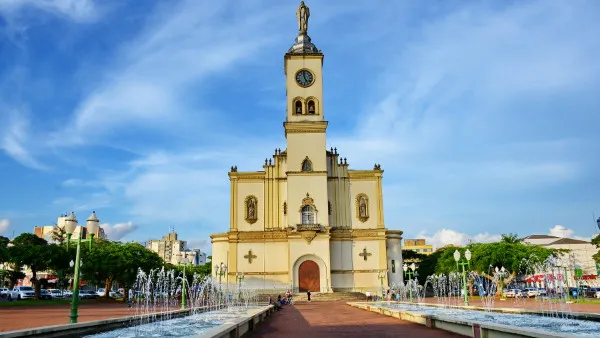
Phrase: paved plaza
[
  {"left": 1, "top": 299, "right": 600, "bottom": 335},
  {"left": 250, "top": 301, "right": 460, "bottom": 337}
]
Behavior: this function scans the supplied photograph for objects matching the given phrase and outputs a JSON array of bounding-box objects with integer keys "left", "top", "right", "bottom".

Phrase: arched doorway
[{"left": 298, "top": 260, "right": 320, "bottom": 292}]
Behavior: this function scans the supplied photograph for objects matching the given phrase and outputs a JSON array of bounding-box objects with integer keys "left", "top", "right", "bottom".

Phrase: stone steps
[{"left": 292, "top": 292, "right": 366, "bottom": 302}]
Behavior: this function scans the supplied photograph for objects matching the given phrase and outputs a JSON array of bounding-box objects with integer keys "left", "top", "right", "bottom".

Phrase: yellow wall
[
  {"left": 236, "top": 181, "right": 265, "bottom": 231},
  {"left": 349, "top": 179, "right": 379, "bottom": 229}
]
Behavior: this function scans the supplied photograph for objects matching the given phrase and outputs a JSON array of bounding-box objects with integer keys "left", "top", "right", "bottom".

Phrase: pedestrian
[
  {"left": 128, "top": 288, "right": 133, "bottom": 308},
  {"left": 307, "top": 289, "right": 311, "bottom": 302}
]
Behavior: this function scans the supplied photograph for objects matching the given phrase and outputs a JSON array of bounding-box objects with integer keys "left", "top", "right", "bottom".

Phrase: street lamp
[
  {"left": 214, "top": 262, "right": 227, "bottom": 284},
  {"left": 403, "top": 263, "right": 417, "bottom": 302},
  {"left": 454, "top": 249, "right": 472, "bottom": 306},
  {"left": 376, "top": 270, "right": 387, "bottom": 300},
  {"left": 64, "top": 211, "right": 99, "bottom": 324},
  {"left": 177, "top": 254, "right": 190, "bottom": 310},
  {"left": 236, "top": 272, "right": 245, "bottom": 300},
  {"left": 596, "top": 217, "right": 600, "bottom": 231}
]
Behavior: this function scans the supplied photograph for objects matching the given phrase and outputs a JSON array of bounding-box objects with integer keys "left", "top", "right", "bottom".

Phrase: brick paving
[
  {"left": 0, "top": 302, "right": 138, "bottom": 332},
  {"left": 249, "top": 301, "right": 461, "bottom": 337}
]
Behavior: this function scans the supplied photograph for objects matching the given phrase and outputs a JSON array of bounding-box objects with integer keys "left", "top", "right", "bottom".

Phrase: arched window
[
  {"left": 308, "top": 100, "right": 316, "bottom": 114},
  {"left": 301, "top": 157, "right": 312, "bottom": 171},
  {"left": 301, "top": 205, "right": 315, "bottom": 224},
  {"left": 295, "top": 100, "right": 303, "bottom": 114}
]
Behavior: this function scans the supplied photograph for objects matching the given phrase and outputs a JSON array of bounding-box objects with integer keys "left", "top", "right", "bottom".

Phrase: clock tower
[{"left": 283, "top": 2, "right": 328, "bottom": 227}]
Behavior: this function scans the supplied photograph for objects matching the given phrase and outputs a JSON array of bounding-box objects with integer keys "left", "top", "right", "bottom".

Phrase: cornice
[
  {"left": 229, "top": 171, "right": 266, "bottom": 181},
  {"left": 286, "top": 171, "right": 327, "bottom": 176},
  {"left": 283, "top": 121, "right": 328, "bottom": 137}
]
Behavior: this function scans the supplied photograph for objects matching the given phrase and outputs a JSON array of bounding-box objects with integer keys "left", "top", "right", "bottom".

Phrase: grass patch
[{"left": 0, "top": 299, "right": 91, "bottom": 307}]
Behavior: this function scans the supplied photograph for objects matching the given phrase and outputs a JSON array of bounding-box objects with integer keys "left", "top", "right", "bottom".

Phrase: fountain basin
[
  {"left": 0, "top": 305, "right": 274, "bottom": 338},
  {"left": 348, "top": 302, "right": 595, "bottom": 337}
]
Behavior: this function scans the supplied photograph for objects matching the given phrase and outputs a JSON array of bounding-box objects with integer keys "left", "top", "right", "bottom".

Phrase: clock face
[{"left": 295, "top": 69, "right": 314, "bottom": 87}]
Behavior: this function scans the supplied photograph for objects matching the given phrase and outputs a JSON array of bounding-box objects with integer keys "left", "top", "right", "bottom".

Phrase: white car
[
  {"left": 503, "top": 289, "right": 522, "bottom": 298},
  {"left": 96, "top": 288, "right": 119, "bottom": 298},
  {"left": 9, "top": 286, "right": 35, "bottom": 300},
  {"left": 521, "top": 288, "right": 539, "bottom": 298},
  {"left": 0, "top": 287, "right": 9, "bottom": 298}
]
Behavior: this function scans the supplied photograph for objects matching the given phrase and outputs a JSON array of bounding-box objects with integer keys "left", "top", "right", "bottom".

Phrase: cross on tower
[
  {"left": 244, "top": 250, "right": 257, "bottom": 264},
  {"left": 359, "top": 248, "right": 372, "bottom": 261}
]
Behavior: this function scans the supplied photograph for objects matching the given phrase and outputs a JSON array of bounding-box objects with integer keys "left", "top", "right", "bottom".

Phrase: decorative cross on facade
[
  {"left": 244, "top": 250, "right": 257, "bottom": 264},
  {"left": 359, "top": 248, "right": 372, "bottom": 261}
]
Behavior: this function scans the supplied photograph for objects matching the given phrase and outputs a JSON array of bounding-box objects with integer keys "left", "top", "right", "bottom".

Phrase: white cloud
[
  {"left": 101, "top": 221, "right": 138, "bottom": 241},
  {"left": 0, "top": 110, "right": 47, "bottom": 170},
  {"left": 416, "top": 229, "right": 501, "bottom": 249},
  {"left": 548, "top": 225, "right": 588, "bottom": 241},
  {"left": 0, "top": 0, "right": 100, "bottom": 22},
  {"left": 0, "top": 219, "right": 10, "bottom": 235}
]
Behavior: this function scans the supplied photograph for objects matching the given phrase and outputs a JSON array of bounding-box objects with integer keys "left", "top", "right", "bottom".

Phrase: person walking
[{"left": 307, "top": 289, "right": 311, "bottom": 302}]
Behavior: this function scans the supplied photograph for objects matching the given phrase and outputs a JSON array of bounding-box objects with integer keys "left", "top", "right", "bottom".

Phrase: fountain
[
  {"left": 2, "top": 267, "right": 271, "bottom": 338},
  {"left": 83, "top": 267, "right": 264, "bottom": 338},
  {"left": 355, "top": 254, "right": 600, "bottom": 337}
]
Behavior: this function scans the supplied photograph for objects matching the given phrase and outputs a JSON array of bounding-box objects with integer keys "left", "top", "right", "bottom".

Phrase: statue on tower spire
[
  {"left": 296, "top": 1, "right": 310, "bottom": 35},
  {"left": 288, "top": 2, "right": 320, "bottom": 54}
]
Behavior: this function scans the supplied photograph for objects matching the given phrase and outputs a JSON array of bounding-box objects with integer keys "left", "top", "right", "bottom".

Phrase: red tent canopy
[{"left": 524, "top": 274, "right": 564, "bottom": 283}]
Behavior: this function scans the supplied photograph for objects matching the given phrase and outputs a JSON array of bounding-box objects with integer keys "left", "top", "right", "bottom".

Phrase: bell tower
[{"left": 284, "top": 2, "right": 329, "bottom": 227}]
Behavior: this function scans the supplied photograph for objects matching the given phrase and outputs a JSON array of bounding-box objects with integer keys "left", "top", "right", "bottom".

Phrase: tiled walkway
[{"left": 250, "top": 301, "right": 461, "bottom": 337}]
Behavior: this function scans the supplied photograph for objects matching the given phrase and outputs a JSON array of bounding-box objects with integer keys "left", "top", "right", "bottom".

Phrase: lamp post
[
  {"left": 215, "top": 262, "right": 227, "bottom": 284},
  {"left": 453, "top": 249, "right": 472, "bottom": 306},
  {"left": 377, "top": 270, "right": 387, "bottom": 299},
  {"left": 596, "top": 217, "right": 600, "bottom": 231},
  {"left": 403, "top": 263, "right": 417, "bottom": 302},
  {"left": 236, "top": 272, "right": 245, "bottom": 300},
  {"left": 64, "top": 211, "right": 99, "bottom": 324},
  {"left": 177, "top": 254, "right": 190, "bottom": 310}
]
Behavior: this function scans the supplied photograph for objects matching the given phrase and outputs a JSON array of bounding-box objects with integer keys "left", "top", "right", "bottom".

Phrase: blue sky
[{"left": 1, "top": 0, "right": 599, "bottom": 251}]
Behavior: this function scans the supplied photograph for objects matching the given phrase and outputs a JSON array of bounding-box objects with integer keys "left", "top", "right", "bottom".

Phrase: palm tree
[
  {"left": 501, "top": 233, "right": 521, "bottom": 244},
  {"left": 51, "top": 226, "right": 66, "bottom": 245}
]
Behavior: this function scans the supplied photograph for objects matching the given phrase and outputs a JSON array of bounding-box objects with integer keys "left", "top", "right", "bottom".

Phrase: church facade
[{"left": 211, "top": 2, "right": 403, "bottom": 293}]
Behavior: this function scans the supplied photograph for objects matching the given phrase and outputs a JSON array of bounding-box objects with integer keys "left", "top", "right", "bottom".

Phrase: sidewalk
[{"left": 249, "top": 301, "right": 460, "bottom": 337}]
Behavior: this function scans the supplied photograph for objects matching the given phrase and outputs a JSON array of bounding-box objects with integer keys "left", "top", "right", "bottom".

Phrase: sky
[{"left": 0, "top": 0, "right": 599, "bottom": 252}]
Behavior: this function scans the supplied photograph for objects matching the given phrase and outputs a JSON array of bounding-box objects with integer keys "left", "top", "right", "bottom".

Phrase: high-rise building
[
  {"left": 147, "top": 232, "right": 207, "bottom": 266},
  {"left": 403, "top": 239, "right": 434, "bottom": 255}
]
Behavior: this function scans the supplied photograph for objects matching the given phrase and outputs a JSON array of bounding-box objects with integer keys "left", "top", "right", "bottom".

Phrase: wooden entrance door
[{"left": 299, "top": 260, "right": 320, "bottom": 292}]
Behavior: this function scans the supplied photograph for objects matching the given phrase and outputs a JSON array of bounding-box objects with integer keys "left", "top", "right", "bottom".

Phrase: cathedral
[{"left": 211, "top": 2, "right": 403, "bottom": 293}]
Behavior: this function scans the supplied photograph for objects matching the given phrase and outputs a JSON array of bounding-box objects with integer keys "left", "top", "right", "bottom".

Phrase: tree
[
  {"left": 8, "top": 233, "right": 52, "bottom": 299},
  {"left": 79, "top": 240, "right": 163, "bottom": 298},
  {"left": 402, "top": 249, "right": 427, "bottom": 262},
  {"left": 51, "top": 226, "right": 67, "bottom": 245},
  {"left": 500, "top": 233, "right": 521, "bottom": 244},
  {"left": 591, "top": 234, "right": 600, "bottom": 264}
]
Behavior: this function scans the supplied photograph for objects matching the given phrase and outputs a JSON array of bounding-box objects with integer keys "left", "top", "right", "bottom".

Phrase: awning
[{"left": 524, "top": 274, "right": 564, "bottom": 283}]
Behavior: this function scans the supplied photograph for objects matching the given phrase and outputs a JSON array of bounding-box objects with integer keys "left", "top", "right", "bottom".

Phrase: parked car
[
  {"left": 503, "top": 289, "right": 522, "bottom": 298},
  {"left": 48, "top": 289, "right": 65, "bottom": 299},
  {"left": 536, "top": 288, "right": 547, "bottom": 296},
  {"left": 0, "top": 287, "right": 9, "bottom": 299},
  {"left": 9, "top": 286, "right": 35, "bottom": 300},
  {"left": 96, "top": 288, "right": 120, "bottom": 298},
  {"left": 521, "top": 288, "right": 539, "bottom": 298},
  {"left": 78, "top": 290, "right": 98, "bottom": 299},
  {"left": 39, "top": 289, "right": 53, "bottom": 300}
]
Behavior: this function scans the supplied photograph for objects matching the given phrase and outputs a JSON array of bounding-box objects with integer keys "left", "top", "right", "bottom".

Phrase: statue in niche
[
  {"left": 359, "top": 197, "right": 367, "bottom": 218},
  {"left": 295, "top": 101, "right": 302, "bottom": 114},
  {"left": 245, "top": 196, "right": 258, "bottom": 224},
  {"left": 296, "top": 1, "right": 310, "bottom": 35}
]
